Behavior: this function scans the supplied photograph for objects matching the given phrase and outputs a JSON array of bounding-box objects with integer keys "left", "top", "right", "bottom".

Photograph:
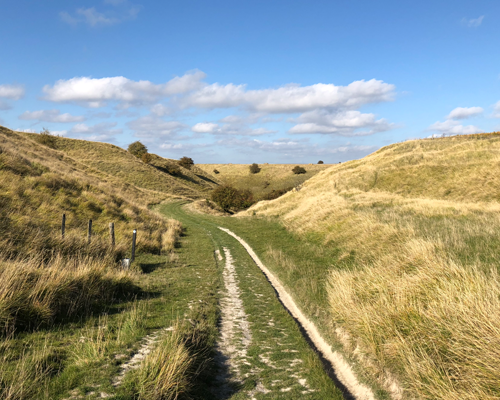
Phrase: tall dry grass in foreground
[
  {"left": 135, "top": 329, "right": 192, "bottom": 400},
  {"left": 246, "top": 134, "right": 500, "bottom": 399},
  {"left": 0, "top": 253, "right": 137, "bottom": 333}
]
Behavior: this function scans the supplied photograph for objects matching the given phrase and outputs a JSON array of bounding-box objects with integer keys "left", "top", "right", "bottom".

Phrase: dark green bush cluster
[
  {"left": 213, "top": 169, "right": 220, "bottom": 174},
  {"left": 128, "top": 141, "right": 148, "bottom": 158},
  {"left": 35, "top": 128, "right": 57, "bottom": 149},
  {"left": 261, "top": 186, "right": 294, "bottom": 201},
  {"left": 292, "top": 166, "right": 307, "bottom": 174},
  {"left": 318, "top": 160, "right": 324, "bottom": 164},
  {"left": 211, "top": 185, "right": 254, "bottom": 211},
  {"left": 178, "top": 156, "right": 194, "bottom": 170},
  {"left": 249, "top": 163, "right": 261, "bottom": 174}
]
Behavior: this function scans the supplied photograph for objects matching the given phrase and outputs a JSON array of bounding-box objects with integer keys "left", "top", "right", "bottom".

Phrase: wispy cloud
[
  {"left": 19, "top": 109, "right": 85, "bottom": 123},
  {"left": 0, "top": 84, "right": 25, "bottom": 100},
  {"left": 60, "top": 2, "right": 140, "bottom": 27},
  {"left": 447, "top": 106, "right": 483, "bottom": 120},
  {"left": 461, "top": 16, "right": 484, "bottom": 28}
]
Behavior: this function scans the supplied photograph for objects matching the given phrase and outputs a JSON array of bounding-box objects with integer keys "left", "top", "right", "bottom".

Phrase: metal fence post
[
  {"left": 61, "top": 214, "right": 66, "bottom": 239},
  {"left": 109, "top": 222, "right": 115, "bottom": 247},
  {"left": 131, "top": 229, "right": 137, "bottom": 262},
  {"left": 88, "top": 219, "right": 92, "bottom": 244}
]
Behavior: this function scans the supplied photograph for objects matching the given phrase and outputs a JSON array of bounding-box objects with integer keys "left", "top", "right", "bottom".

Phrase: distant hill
[{"left": 197, "top": 163, "right": 330, "bottom": 199}]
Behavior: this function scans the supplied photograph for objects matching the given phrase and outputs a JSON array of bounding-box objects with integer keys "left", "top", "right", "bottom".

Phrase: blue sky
[{"left": 1, "top": 0, "right": 499, "bottom": 163}]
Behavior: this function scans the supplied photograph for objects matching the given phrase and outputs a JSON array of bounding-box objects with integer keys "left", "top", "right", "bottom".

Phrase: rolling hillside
[
  {"left": 197, "top": 162, "right": 330, "bottom": 199},
  {"left": 243, "top": 132, "right": 500, "bottom": 399}
]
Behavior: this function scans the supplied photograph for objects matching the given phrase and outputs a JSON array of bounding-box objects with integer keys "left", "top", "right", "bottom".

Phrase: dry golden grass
[
  {"left": 244, "top": 133, "right": 500, "bottom": 399},
  {"left": 135, "top": 327, "right": 192, "bottom": 400},
  {"left": 197, "top": 163, "right": 330, "bottom": 199},
  {"left": 162, "top": 219, "right": 183, "bottom": 261}
]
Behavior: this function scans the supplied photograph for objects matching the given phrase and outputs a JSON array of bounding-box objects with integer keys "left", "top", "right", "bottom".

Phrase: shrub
[
  {"left": 178, "top": 157, "right": 194, "bottom": 170},
  {"left": 318, "top": 160, "right": 324, "bottom": 164},
  {"left": 249, "top": 163, "right": 261, "bottom": 174},
  {"left": 262, "top": 186, "right": 293, "bottom": 201},
  {"left": 292, "top": 166, "right": 307, "bottom": 174},
  {"left": 141, "top": 153, "right": 152, "bottom": 164},
  {"left": 35, "top": 128, "right": 57, "bottom": 149},
  {"left": 213, "top": 169, "right": 220, "bottom": 174},
  {"left": 128, "top": 141, "right": 148, "bottom": 158},
  {"left": 164, "top": 163, "right": 181, "bottom": 176},
  {"left": 211, "top": 185, "right": 254, "bottom": 211}
]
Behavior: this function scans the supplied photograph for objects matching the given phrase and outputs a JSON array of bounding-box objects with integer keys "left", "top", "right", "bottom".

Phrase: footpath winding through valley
[{"left": 216, "top": 228, "right": 374, "bottom": 400}]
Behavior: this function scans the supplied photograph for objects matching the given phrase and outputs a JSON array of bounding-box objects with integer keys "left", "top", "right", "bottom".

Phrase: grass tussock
[
  {"left": 245, "top": 133, "right": 500, "bottom": 398},
  {"left": 125, "top": 300, "right": 218, "bottom": 400},
  {"left": 0, "top": 254, "right": 138, "bottom": 333},
  {"left": 135, "top": 328, "right": 192, "bottom": 400},
  {"left": 162, "top": 219, "right": 183, "bottom": 255}
]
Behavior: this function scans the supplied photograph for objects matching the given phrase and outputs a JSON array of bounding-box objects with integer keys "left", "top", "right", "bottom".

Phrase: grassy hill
[
  {"left": 20, "top": 130, "right": 218, "bottom": 200},
  {"left": 243, "top": 132, "right": 500, "bottom": 399},
  {"left": 0, "top": 126, "right": 220, "bottom": 399},
  {"left": 197, "top": 163, "right": 330, "bottom": 199}
]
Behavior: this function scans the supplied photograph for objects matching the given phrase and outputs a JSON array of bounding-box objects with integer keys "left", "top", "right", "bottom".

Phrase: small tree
[
  {"left": 249, "top": 163, "right": 261, "bottom": 174},
  {"left": 318, "top": 160, "right": 324, "bottom": 164},
  {"left": 292, "top": 166, "right": 307, "bottom": 174},
  {"left": 213, "top": 169, "right": 220, "bottom": 174},
  {"left": 211, "top": 185, "right": 254, "bottom": 211},
  {"left": 128, "top": 141, "right": 148, "bottom": 158},
  {"left": 179, "top": 156, "right": 194, "bottom": 170},
  {"left": 141, "top": 153, "right": 152, "bottom": 164}
]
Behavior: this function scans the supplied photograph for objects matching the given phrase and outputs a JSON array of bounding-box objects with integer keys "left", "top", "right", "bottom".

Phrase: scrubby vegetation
[
  {"left": 178, "top": 156, "right": 194, "bottom": 170},
  {"left": 128, "top": 141, "right": 148, "bottom": 158},
  {"left": 249, "top": 163, "right": 261, "bottom": 174},
  {"left": 211, "top": 184, "right": 254, "bottom": 212},
  {"left": 292, "top": 165, "right": 306, "bottom": 174},
  {"left": 34, "top": 128, "right": 58, "bottom": 149}
]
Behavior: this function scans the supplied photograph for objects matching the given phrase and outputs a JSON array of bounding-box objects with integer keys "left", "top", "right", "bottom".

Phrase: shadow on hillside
[
  {"left": 194, "top": 173, "right": 218, "bottom": 185},
  {"left": 138, "top": 262, "right": 165, "bottom": 274}
]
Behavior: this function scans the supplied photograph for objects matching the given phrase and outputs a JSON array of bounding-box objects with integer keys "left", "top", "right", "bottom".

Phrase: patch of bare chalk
[
  {"left": 218, "top": 227, "right": 376, "bottom": 400},
  {"left": 112, "top": 326, "right": 174, "bottom": 387},
  {"left": 213, "top": 247, "right": 253, "bottom": 396}
]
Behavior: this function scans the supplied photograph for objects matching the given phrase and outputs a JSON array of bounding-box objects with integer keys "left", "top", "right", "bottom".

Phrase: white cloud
[
  {"left": 191, "top": 121, "right": 275, "bottom": 136},
  {"left": 19, "top": 109, "right": 85, "bottom": 123},
  {"left": 0, "top": 84, "right": 25, "bottom": 100},
  {"left": 127, "top": 115, "right": 186, "bottom": 137},
  {"left": 428, "top": 119, "right": 482, "bottom": 135},
  {"left": 150, "top": 104, "right": 172, "bottom": 117},
  {"left": 219, "top": 137, "right": 377, "bottom": 159},
  {"left": 60, "top": 4, "right": 140, "bottom": 27},
  {"left": 493, "top": 101, "right": 500, "bottom": 118},
  {"left": 447, "top": 106, "right": 483, "bottom": 120},
  {"left": 69, "top": 122, "right": 121, "bottom": 135},
  {"left": 192, "top": 122, "right": 219, "bottom": 133},
  {"left": 43, "top": 71, "right": 206, "bottom": 107},
  {"left": 462, "top": 16, "right": 484, "bottom": 27},
  {"left": 289, "top": 110, "right": 393, "bottom": 135},
  {"left": 183, "top": 79, "right": 395, "bottom": 113}
]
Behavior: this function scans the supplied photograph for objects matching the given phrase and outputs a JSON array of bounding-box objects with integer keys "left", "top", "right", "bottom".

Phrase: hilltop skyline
[{"left": 1, "top": 0, "right": 499, "bottom": 163}]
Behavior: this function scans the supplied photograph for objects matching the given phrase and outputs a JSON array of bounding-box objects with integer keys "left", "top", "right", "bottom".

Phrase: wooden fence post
[
  {"left": 109, "top": 222, "right": 115, "bottom": 247},
  {"left": 88, "top": 219, "right": 92, "bottom": 244},
  {"left": 131, "top": 229, "right": 137, "bottom": 262},
  {"left": 61, "top": 214, "right": 66, "bottom": 239}
]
